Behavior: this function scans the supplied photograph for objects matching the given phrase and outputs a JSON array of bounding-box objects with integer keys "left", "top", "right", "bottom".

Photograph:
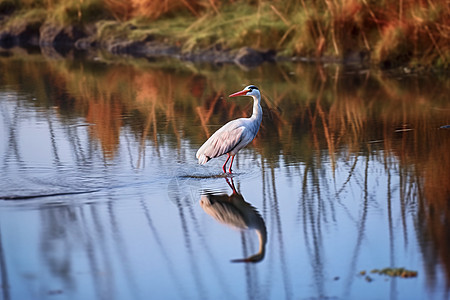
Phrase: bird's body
[{"left": 196, "top": 85, "right": 262, "bottom": 173}]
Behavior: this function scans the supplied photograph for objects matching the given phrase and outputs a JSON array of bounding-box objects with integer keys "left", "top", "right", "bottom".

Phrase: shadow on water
[{"left": 0, "top": 50, "right": 449, "bottom": 299}]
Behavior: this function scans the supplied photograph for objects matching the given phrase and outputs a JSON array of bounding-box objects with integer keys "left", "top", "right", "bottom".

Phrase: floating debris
[
  {"left": 394, "top": 123, "right": 414, "bottom": 132},
  {"left": 371, "top": 267, "right": 418, "bottom": 278},
  {"left": 394, "top": 128, "right": 413, "bottom": 132},
  {"left": 68, "top": 122, "right": 96, "bottom": 128},
  {"left": 359, "top": 267, "right": 418, "bottom": 281}
]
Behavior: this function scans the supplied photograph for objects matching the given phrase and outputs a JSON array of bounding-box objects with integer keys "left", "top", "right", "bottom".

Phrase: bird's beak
[{"left": 229, "top": 89, "right": 250, "bottom": 98}]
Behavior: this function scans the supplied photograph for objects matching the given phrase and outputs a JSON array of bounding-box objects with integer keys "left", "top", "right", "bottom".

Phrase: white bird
[{"left": 196, "top": 85, "right": 262, "bottom": 173}]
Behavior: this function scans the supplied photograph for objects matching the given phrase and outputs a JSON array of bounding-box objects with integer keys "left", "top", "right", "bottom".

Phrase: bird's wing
[{"left": 196, "top": 121, "right": 246, "bottom": 160}]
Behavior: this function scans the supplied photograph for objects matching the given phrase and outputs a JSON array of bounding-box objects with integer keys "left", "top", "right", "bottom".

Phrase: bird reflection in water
[{"left": 200, "top": 177, "right": 267, "bottom": 263}]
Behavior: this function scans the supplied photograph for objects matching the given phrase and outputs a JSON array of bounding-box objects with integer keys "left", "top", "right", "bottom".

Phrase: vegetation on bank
[{"left": 0, "top": 0, "right": 449, "bottom": 68}]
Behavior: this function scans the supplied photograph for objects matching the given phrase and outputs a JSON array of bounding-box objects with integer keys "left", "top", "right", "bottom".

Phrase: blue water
[{"left": 0, "top": 55, "right": 449, "bottom": 300}]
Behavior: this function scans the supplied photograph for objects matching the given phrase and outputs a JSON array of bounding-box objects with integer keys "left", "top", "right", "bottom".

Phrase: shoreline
[
  {"left": 0, "top": 0, "right": 448, "bottom": 71},
  {"left": 0, "top": 19, "right": 447, "bottom": 74},
  {"left": 0, "top": 20, "right": 361, "bottom": 67}
]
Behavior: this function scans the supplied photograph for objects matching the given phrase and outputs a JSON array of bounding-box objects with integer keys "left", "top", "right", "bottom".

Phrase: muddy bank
[
  {"left": 0, "top": 19, "right": 373, "bottom": 68},
  {"left": 0, "top": 19, "right": 276, "bottom": 67}
]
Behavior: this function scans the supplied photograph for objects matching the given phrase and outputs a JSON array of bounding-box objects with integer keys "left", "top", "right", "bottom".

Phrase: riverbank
[{"left": 0, "top": 0, "right": 448, "bottom": 69}]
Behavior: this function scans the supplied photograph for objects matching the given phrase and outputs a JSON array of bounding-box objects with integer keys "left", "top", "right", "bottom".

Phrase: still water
[{"left": 0, "top": 51, "right": 449, "bottom": 300}]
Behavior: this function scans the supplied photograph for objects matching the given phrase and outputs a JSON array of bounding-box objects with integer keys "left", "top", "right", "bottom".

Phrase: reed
[
  {"left": 104, "top": 0, "right": 448, "bottom": 67},
  {"left": 1, "top": 0, "right": 448, "bottom": 67}
]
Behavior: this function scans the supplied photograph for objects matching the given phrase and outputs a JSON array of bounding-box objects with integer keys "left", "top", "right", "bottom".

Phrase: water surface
[{"left": 0, "top": 51, "right": 449, "bottom": 300}]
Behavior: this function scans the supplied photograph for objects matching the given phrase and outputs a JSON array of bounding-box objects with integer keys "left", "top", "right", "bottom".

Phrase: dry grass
[
  {"left": 103, "top": 0, "right": 448, "bottom": 67},
  {"left": 2, "top": 0, "right": 449, "bottom": 66},
  {"left": 102, "top": 0, "right": 220, "bottom": 20}
]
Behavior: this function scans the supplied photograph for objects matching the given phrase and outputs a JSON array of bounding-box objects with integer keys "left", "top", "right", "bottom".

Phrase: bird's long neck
[{"left": 250, "top": 95, "right": 262, "bottom": 123}]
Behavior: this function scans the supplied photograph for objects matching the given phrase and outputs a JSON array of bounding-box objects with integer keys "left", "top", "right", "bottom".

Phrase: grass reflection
[{"left": 0, "top": 53, "right": 449, "bottom": 294}]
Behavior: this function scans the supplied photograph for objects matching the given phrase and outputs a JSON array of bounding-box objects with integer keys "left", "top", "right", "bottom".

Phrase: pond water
[{"left": 0, "top": 50, "right": 449, "bottom": 300}]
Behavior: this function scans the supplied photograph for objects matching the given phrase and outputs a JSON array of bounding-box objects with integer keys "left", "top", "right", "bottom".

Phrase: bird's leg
[
  {"left": 225, "top": 177, "right": 237, "bottom": 193},
  {"left": 222, "top": 154, "right": 231, "bottom": 173},
  {"left": 228, "top": 155, "right": 235, "bottom": 173}
]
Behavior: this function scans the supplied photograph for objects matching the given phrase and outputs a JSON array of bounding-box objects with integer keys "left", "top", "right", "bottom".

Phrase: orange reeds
[
  {"left": 5, "top": 0, "right": 448, "bottom": 67},
  {"left": 104, "top": 0, "right": 220, "bottom": 20}
]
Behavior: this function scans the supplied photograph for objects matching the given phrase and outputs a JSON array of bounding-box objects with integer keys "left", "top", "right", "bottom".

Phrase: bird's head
[{"left": 229, "top": 85, "right": 260, "bottom": 98}]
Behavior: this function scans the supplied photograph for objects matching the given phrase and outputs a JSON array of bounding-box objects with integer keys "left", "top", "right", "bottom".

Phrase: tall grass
[
  {"left": 1, "top": 0, "right": 108, "bottom": 23},
  {"left": 103, "top": 0, "right": 450, "bottom": 67},
  {"left": 2, "top": 0, "right": 448, "bottom": 67}
]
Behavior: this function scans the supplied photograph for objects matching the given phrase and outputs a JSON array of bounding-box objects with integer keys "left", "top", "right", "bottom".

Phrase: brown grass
[
  {"left": 104, "top": 0, "right": 219, "bottom": 20},
  {"left": 4, "top": 0, "right": 449, "bottom": 67}
]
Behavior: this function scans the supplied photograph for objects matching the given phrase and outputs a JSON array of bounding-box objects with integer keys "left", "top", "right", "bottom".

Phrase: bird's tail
[{"left": 196, "top": 153, "right": 210, "bottom": 165}]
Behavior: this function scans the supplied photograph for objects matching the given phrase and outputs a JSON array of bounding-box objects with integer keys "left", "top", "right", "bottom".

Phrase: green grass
[
  {"left": 1, "top": 7, "right": 46, "bottom": 31},
  {"left": 1, "top": 0, "right": 448, "bottom": 68}
]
